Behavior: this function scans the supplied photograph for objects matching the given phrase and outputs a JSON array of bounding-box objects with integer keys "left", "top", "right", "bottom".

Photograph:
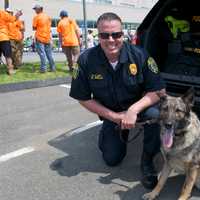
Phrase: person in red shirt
[
  {"left": 57, "top": 10, "right": 81, "bottom": 72},
  {"left": 32, "top": 4, "right": 55, "bottom": 73}
]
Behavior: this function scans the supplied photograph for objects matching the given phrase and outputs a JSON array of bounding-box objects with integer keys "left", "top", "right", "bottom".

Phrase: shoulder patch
[
  {"left": 129, "top": 63, "right": 137, "bottom": 75},
  {"left": 147, "top": 57, "right": 159, "bottom": 74}
]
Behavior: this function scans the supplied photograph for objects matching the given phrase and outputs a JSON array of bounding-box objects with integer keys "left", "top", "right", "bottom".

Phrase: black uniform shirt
[{"left": 69, "top": 42, "right": 165, "bottom": 112}]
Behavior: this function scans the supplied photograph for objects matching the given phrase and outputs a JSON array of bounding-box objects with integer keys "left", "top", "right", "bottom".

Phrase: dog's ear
[{"left": 182, "top": 87, "right": 195, "bottom": 107}]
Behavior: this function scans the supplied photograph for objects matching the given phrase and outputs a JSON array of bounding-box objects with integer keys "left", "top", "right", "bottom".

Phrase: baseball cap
[
  {"left": 60, "top": 10, "right": 68, "bottom": 17},
  {"left": 33, "top": 4, "right": 43, "bottom": 10}
]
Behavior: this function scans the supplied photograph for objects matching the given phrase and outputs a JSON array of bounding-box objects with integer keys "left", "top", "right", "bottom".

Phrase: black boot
[{"left": 140, "top": 151, "right": 158, "bottom": 189}]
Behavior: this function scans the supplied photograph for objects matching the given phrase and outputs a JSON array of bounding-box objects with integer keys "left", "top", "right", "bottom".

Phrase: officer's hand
[
  {"left": 121, "top": 110, "right": 137, "bottom": 130},
  {"left": 111, "top": 112, "right": 125, "bottom": 125}
]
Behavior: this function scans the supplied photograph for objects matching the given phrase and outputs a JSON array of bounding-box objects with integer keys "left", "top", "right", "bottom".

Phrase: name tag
[{"left": 91, "top": 74, "right": 103, "bottom": 80}]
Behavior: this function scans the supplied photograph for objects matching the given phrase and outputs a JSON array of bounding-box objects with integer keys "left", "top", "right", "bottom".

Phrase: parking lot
[{"left": 1, "top": 85, "right": 200, "bottom": 200}]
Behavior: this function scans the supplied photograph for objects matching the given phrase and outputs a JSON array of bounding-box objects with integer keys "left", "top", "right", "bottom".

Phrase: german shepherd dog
[{"left": 143, "top": 88, "right": 200, "bottom": 200}]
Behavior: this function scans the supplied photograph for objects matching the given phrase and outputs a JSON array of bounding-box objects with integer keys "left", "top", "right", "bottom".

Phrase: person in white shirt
[{"left": 87, "top": 29, "right": 94, "bottom": 48}]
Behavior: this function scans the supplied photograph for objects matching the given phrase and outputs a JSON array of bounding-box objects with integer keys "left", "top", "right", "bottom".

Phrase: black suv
[{"left": 132, "top": 0, "right": 200, "bottom": 113}]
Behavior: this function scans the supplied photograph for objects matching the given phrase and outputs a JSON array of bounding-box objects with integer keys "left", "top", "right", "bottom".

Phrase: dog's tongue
[{"left": 162, "top": 129, "right": 173, "bottom": 149}]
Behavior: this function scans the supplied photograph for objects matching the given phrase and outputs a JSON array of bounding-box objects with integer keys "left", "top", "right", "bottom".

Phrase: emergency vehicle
[{"left": 133, "top": 0, "right": 200, "bottom": 113}]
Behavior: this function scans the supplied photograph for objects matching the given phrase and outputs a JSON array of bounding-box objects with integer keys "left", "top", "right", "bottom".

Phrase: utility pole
[
  {"left": 4, "top": 0, "right": 9, "bottom": 9},
  {"left": 82, "top": 0, "right": 88, "bottom": 49}
]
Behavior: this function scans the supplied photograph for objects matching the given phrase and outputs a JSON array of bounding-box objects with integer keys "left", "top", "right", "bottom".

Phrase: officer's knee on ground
[{"left": 102, "top": 151, "right": 126, "bottom": 166}]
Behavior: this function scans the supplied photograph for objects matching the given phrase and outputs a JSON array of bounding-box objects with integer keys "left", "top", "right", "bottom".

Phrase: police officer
[{"left": 69, "top": 12, "right": 166, "bottom": 189}]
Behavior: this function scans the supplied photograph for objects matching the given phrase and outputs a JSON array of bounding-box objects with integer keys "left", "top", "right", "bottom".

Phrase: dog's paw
[{"left": 142, "top": 192, "right": 157, "bottom": 200}]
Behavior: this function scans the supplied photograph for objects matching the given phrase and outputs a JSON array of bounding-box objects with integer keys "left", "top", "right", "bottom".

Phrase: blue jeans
[
  {"left": 35, "top": 41, "right": 55, "bottom": 72},
  {"left": 98, "top": 105, "right": 160, "bottom": 166}
]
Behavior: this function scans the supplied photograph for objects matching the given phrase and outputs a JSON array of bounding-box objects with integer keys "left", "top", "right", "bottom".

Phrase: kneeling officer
[{"left": 70, "top": 12, "right": 166, "bottom": 189}]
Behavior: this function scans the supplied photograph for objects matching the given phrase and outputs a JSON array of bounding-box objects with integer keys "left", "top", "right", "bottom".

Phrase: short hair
[{"left": 96, "top": 12, "right": 122, "bottom": 27}]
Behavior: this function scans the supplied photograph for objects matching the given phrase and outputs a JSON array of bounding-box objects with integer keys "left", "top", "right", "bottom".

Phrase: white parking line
[
  {"left": 0, "top": 147, "right": 35, "bottom": 163},
  {"left": 0, "top": 121, "right": 102, "bottom": 163},
  {"left": 59, "top": 84, "right": 71, "bottom": 89},
  {"left": 68, "top": 120, "right": 102, "bottom": 136}
]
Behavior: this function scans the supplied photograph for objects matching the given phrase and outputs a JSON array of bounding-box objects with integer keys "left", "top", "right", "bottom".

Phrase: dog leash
[{"left": 116, "top": 118, "right": 158, "bottom": 143}]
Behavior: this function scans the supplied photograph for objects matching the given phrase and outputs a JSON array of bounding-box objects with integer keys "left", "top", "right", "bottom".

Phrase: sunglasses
[{"left": 98, "top": 32, "right": 123, "bottom": 39}]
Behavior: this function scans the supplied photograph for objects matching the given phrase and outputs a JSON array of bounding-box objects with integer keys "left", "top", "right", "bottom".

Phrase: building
[
  {"left": 68, "top": 0, "right": 158, "bottom": 8},
  {"left": 0, "top": 0, "right": 157, "bottom": 38}
]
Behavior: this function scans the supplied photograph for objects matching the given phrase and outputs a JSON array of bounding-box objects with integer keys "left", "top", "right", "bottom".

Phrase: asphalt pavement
[
  {"left": 22, "top": 52, "right": 66, "bottom": 63},
  {"left": 1, "top": 85, "right": 200, "bottom": 200},
  {"left": 0, "top": 52, "right": 66, "bottom": 64}
]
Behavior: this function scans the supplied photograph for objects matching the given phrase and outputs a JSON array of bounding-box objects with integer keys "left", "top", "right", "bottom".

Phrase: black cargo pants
[{"left": 98, "top": 105, "right": 160, "bottom": 166}]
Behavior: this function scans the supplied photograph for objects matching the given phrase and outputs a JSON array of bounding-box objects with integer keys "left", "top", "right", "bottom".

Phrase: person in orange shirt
[
  {"left": 32, "top": 4, "right": 55, "bottom": 73},
  {"left": 57, "top": 10, "right": 81, "bottom": 72},
  {"left": 7, "top": 10, "right": 25, "bottom": 68},
  {"left": 0, "top": 8, "right": 22, "bottom": 75}
]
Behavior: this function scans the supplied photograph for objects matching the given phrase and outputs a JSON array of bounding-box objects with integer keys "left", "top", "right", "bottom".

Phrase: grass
[{"left": 0, "top": 62, "right": 70, "bottom": 85}]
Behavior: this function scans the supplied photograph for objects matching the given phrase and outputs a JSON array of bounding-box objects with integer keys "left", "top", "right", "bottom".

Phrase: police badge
[
  {"left": 147, "top": 57, "right": 159, "bottom": 74},
  {"left": 129, "top": 63, "right": 137, "bottom": 75}
]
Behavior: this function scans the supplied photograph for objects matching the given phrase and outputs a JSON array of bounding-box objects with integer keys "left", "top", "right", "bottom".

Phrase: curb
[{"left": 0, "top": 76, "right": 72, "bottom": 93}]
